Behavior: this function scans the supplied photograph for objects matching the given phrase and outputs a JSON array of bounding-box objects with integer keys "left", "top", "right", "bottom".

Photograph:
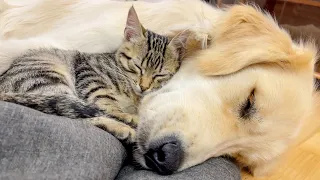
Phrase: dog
[{"left": 0, "top": 0, "right": 318, "bottom": 177}]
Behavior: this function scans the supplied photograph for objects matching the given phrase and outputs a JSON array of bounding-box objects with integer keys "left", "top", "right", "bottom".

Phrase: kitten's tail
[{"left": 0, "top": 93, "right": 104, "bottom": 119}]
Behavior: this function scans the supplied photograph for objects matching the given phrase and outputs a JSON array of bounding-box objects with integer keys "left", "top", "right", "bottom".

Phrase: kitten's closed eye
[
  {"left": 119, "top": 52, "right": 142, "bottom": 74},
  {"left": 120, "top": 52, "right": 131, "bottom": 60},
  {"left": 152, "top": 74, "right": 170, "bottom": 81}
]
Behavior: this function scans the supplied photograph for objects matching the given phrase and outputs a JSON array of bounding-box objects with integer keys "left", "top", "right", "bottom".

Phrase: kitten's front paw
[
  {"left": 90, "top": 117, "right": 136, "bottom": 144},
  {"left": 114, "top": 125, "right": 136, "bottom": 144},
  {"left": 114, "top": 113, "right": 139, "bottom": 128},
  {"left": 128, "top": 114, "right": 139, "bottom": 128}
]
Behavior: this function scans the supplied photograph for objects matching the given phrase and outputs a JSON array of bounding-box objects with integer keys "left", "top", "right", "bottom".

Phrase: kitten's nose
[
  {"left": 140, "top": 77, "right": 151, "bottom": 92},
  {"left": 140, "top": 85, "right": 149, "bottom": 92},
  {"left": 144, "top": 136, "right": 183, "bottom": 175}
]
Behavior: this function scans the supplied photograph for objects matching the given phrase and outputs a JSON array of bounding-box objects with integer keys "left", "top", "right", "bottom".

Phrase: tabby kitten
[{"left": 0, "top": 7, "right": 189, "bottom": 144}]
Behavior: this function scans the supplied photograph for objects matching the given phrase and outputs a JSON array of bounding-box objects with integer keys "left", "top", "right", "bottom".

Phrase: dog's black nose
[{"left": 144, "top": 136, "right": 183, "bottom": 175}]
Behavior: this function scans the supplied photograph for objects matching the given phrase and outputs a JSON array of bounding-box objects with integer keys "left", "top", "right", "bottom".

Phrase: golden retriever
[{"left": 0, "top": 0, "right": 318, "bottom": 177}]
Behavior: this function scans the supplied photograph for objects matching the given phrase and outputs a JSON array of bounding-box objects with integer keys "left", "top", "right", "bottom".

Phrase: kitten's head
[{"left": 116, "top": 6, "right": 190, "bottom": 95}]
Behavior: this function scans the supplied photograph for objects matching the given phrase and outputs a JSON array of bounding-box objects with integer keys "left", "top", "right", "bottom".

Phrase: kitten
[{"left": 0, "top": 7, "right": 189, "bottom": 144}]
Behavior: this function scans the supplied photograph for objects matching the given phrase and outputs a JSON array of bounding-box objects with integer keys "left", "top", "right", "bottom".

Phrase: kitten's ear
[
  {"left": 169, "top": 30, "right": 191, "bottom": 58},
  {"left": 124, "top": 6, "right": 146, "bottom": 42}
]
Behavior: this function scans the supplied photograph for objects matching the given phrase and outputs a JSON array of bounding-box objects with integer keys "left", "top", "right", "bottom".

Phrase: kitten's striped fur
[{"left": 0, "top": 7, "right": 189, "bottom": 144}]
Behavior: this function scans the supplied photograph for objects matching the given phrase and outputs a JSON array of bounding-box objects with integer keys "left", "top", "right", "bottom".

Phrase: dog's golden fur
[
  {"left": 0, "top": 0, "right": 318, "bottom": 177},
  {"left": 199, "top": 6, "right": 316, "bottom": 76},
  {"left": 194, "top": 5, "right": 317, "bottom": 175}
]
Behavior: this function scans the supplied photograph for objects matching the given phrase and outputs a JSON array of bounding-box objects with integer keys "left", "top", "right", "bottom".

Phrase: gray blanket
[{"left": 0, "top": 101, "right": 240, "bottom": 180}]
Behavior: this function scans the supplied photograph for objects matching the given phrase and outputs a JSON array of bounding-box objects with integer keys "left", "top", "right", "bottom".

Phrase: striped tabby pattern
[{"left": 0, "top": 7, "right": 189, "bottom": 143}]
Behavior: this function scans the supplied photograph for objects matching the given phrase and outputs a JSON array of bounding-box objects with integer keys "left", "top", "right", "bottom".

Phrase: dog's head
[{"left": 133, "top": 5, "right": 318, "bottom": 176}]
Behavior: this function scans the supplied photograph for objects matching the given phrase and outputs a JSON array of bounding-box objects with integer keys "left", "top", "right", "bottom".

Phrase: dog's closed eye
[{"left": 240, "top": 89, "right": 256, "bottom": 119}]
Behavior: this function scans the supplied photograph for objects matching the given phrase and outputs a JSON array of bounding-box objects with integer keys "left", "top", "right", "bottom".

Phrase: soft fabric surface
[
  {"left": 0, "top": 101, "right": 126, "bottom": 180},
  {"left": 116, "top": 158, "right": 240, "bottom": 180},
  {"left": 0, "top": 101, "right": 240, "bottom": 180}
]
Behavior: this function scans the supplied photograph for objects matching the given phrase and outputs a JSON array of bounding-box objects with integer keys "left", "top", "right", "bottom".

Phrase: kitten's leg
[
  {"left": 107, "top": 111, "right": 139, "bottom": 128},
  {"left": 0, "top": 93, "right": 136, "bottom": 144},
  {"left": 89, "top": 116, "right": 136, "bottom": 144},
  {"left": 0, "top": 93, "right": 103, "bottom": 118},
  {"left": 94, "top": 99, "right": 139, "bottom": 128}
]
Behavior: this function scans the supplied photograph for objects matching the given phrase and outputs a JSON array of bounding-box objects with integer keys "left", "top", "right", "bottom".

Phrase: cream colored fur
[{"left": 0, "top": 0, "right": 318, "bottom": 177}]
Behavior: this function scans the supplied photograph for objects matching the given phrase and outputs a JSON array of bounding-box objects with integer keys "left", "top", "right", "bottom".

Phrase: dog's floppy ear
[{"left": 198, "top": 5, "right": 317, "bottom": 76}]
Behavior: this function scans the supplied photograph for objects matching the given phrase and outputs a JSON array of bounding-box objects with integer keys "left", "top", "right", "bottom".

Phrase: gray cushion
[
  {"left": 116, "top": 158, "right": 240, "bottom": 180},
  {"left": 0, "top": 101, "right": 241, "bottom": 180},
  {"left": 0, "top": 101, "right": 126, "bottom": 180}
]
